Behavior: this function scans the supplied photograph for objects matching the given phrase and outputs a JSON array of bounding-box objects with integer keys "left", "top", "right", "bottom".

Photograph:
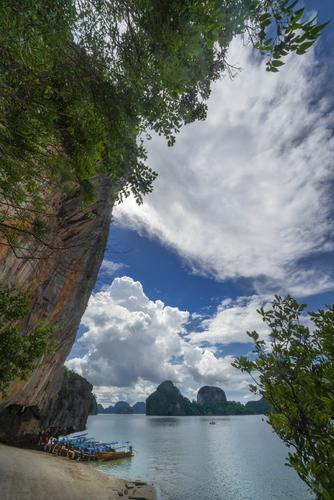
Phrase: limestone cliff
[
  {"left": 43, "top": 368, "right": 98, "bottom": 433},
  {"left": 146, "top": 382, "right": 270, "bottom": 416},
  {"left": 98, "top": 401, "right": 146, "bottom": 414},
  {"left": 146, "top": 381, "right": 194, "bottom": 416},
  {"left": 197, "top": 386, "right": 227, "bottom": 407},
  {"left": 0, "top": 174, "right": 115, "bottom": 445},
  {"left": 132, "top": 402, "right": 146, "bottom": 414},
  {"left": 103, "top": 401, "right": 133, "bottom": 414},
  {"left": 0, "top": 368, "right": 97, "bottom": 445},
  {"left": 244, "top": 397, "right": 270, "bottom": 414}
]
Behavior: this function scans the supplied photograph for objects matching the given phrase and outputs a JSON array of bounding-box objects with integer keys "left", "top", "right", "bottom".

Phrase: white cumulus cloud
[
  {"left": 189, "top": 295, "right": 271, "bottom": 345},
  {"left": 67, "top": 276, "right": 188, "bottom": 388},
  {"left": 100, "top": 259, "right": 128, "bottom": 276},
  {"left": 67, "top": 276, "right": 254, "bottom": 404}
]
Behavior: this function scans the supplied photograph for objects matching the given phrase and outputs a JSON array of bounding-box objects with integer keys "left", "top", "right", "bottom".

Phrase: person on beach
[{"left": 43, "top": 435, "right": 50, "bottom": 452}]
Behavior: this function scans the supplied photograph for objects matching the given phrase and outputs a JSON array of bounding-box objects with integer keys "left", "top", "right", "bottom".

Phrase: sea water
[{"left": 86, "top": 414, "right": 313, "bottom": 500}]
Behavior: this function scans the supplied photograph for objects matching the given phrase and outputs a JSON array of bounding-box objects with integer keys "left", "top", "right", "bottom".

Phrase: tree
[
  {"left": 0, "top": 286, "right": 55, "bottom": 394},
  {"left": 0, "top": 1, "right": 327, "bottom": 257},
  {"left": 74, "top": 0, "right": 328, "bottom": 139},
  {"left": 232, "top": 296, "right": 334, "bottom": 499}
]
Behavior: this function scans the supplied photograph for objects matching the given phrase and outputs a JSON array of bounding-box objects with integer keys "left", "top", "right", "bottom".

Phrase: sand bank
[{"left": 0, "top": 443, "right": 156, "bottom": 500}]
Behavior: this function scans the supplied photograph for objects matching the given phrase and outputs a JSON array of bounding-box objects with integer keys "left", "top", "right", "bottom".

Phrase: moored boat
[
  {"left": 41, "top": 434, "right": 134, "bottom": 461},
  {"left": 94, "top": 449, "right": 133, "bottom": 460}
]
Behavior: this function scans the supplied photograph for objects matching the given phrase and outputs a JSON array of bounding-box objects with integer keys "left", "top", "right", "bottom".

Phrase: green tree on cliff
[
  {"left": 0, "top": 286, "right": 55, "bottom": 394},
  {"left": 0, "top": 0, "right": 326, "bottom": 258},
  {"left": 233, "top": 296, "right": 334, "bottom": 499}
]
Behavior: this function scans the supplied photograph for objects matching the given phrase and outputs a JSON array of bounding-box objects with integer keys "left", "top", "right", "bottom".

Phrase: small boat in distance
[{"left": 209, "top": 420, "right": 216, "bottom": 425}]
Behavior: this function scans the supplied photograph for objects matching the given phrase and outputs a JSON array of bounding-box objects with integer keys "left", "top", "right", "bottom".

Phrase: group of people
[
  {"left": 38, "top": 434, "right": 96, "bottom": 461},
  {"left": 39, "top": 435, "right": 58, "bottom": 452}
]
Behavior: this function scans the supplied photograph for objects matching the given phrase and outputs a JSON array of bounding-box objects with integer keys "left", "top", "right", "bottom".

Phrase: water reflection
[
  {"left": 86, "top": 414, "right": 313, "bottom": 500},
  {"left": 147, "top": 417, "right": 180, "bottom": 427}
]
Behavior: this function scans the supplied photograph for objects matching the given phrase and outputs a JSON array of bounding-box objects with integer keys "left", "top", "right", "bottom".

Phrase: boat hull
[{"left": 94, "top": 451, "right": 133, "bottom": 461}]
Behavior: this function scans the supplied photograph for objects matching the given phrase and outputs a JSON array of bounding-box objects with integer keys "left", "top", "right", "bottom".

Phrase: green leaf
[
  {"left": 259, "top": 13, "right": 271, "bottom": 23},
  {"left": 271, "top": 60, "right": 285, "bottom": 67},
  {"left": 267, "top": 66, "right": 279, "bottom": 72}
]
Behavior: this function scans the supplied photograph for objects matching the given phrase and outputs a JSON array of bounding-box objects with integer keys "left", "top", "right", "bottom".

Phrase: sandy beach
[{"left": 0, "top": 443, "right": 157, "bottom": 500}]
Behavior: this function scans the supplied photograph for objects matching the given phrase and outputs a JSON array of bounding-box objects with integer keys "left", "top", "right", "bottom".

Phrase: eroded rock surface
[
  {"left": 43, "top": 368, "right": 97, "bottom": 433},
  {"left": 197, "top": 386, "right": 227, "bottom": 407},
  {"left": 0, "top": 175, "right": 115, "bottom": 445}
]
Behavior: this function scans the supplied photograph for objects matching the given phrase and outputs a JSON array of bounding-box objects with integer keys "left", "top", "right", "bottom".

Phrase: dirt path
[{"left": 0, "top": 443, "right": 156, "bottom": 500}]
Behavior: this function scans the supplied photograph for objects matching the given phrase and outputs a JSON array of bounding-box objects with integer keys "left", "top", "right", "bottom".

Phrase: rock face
[
  {"left": 146, "top": 382, "right": 270, "bottom": 416},
  {"left": 146, "top": 381, "right": 193, "bottom": 416},
  {"left": 98, "top": 401, "right": 146, "bottom": 414},
  {"left": 245, "top": 397, "right": 270, "bottom": 414},
  {"left": 132, "top": 402, "right": 146, "bottom": 414},
  {"left": 40, "top": 368, "right": 98, "bottom": 433},
  {"left": 197, "top": 386, "right": 227, "bottom": 407},
  {"left": 0, "top": 175, "right": 116, "bottom": 445},
  {"left": 113, "top": 401, "right": 133, "bottom": 414},
  {"left": 0, "top": 368, "right": 97, "bottom": 445}
]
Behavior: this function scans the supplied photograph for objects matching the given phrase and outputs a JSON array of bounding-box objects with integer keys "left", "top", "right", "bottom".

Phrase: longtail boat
[
  {"left": 86, "top": 441, "right": 134, "bottom": 461},
  {"left": 94, "top": 449, "right": 133, "bottom": 460},
  {"left": 46, "top": 435, "right": 134, "bottom": 461}
]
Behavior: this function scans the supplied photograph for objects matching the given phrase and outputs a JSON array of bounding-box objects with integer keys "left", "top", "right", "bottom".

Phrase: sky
[{"left": 67, "top": 1, "right": 334, "bottom": 407}]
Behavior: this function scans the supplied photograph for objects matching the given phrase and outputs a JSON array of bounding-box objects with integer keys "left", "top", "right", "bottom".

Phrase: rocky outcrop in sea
[
  {"left": 98, "top": 401, "right": 146, "bottom": 414},
  {"left": 146, "top": 381, "right": 194, "bottom": 416},
  {"left": 197, "top": 386, "right": 227, "bottom": 407},
  {"left": 146, "top": 381, "right": 270, "bottom": 417}
]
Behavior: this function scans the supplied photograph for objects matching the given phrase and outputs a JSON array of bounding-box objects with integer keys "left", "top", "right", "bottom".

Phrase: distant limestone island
[
  {"left": 98, "top": 401, "right": 146, "bottom": 414},
  {"left": 145, "top": 381, "right": 269, "bottom": 416},
  {"left": 96, "top": 381, "right": 269, "bottom": 417}
]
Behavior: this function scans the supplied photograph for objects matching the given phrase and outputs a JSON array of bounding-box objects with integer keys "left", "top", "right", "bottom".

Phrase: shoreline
[{"left": 0, "top": 443, "right": 157, "bottom": 500}]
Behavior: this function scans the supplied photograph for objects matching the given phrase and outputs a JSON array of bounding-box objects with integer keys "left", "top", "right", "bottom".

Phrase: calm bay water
[{"left": 86, "top": 414, "right": 313, "bottom": 500}]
